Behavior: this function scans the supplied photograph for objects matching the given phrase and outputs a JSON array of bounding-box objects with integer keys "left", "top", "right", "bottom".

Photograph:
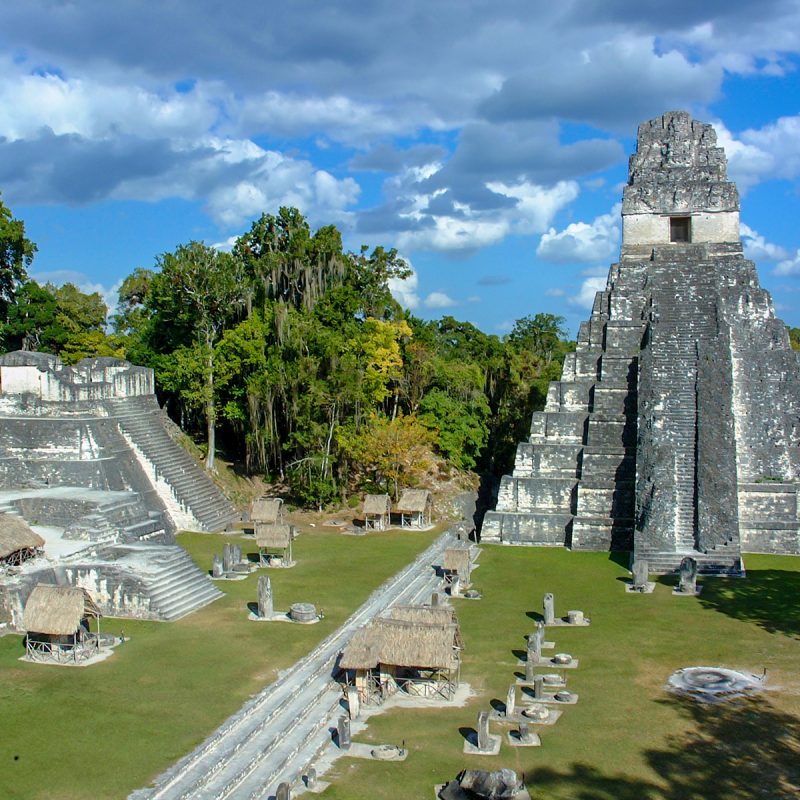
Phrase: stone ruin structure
[
  {"left": 0, "top": 352, "right": 237, "bottom": 629},
  {"left": 483, "top": 111, "right": 800, "bottom": 573}
]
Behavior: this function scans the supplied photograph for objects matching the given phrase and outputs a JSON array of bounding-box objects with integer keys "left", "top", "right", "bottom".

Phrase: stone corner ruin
[
  {"left": 0, "top": 351, "right": 238, "bottom": 629},
  {"left": 482, "top": 110, "right": 800, "bottom": 573}
]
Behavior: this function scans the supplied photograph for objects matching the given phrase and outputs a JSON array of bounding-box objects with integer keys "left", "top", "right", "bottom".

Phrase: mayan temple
[{"left": 482, "top": 111, "right": 800, "bottom": 574}]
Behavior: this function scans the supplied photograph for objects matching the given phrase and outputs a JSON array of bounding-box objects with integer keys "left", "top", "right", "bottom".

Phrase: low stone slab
[
  {"left": 545, "top": 617, "right": 591, "bottom": 627},
  {"left": 523, "top": 655, "right": 579, "bottom": 669},
  {"left": 247, "top": 609, "right": 321, "bottom": 624},
  {"left": 516, "top": 705, "right": 563, "bottom": 726},
  {"left": 672, "top": 586, "right": 703, "bottom": 597},
  {"left": 344, "top": 743, "right": 408, "bottom": 761},
  {"left": 516, "top": 673, "right": 566, "bottom": 689},
  {"left": 525, "top": 692, "right": 578, "bottom": 706},
  {"left": 506, "top": 729, "right": 542, "bottom": 747},
  {"left": 625, "top": 581, "right": 656, "bottom": 594},
  {"left": 462, "top": 734, "right": 502, "bottom": 755}
]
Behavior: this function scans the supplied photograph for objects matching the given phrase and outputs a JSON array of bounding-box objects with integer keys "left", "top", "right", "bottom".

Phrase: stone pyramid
[{"left": 482, "top": 111, "right": 800, "bottom": 574}]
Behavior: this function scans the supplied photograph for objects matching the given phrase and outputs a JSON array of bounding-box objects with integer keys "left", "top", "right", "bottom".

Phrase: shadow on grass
[
  {"left": 458, "top": 726, "right": 476, "bottom": 745},
  {"left": 608, "top": 550, "right": 631, "bottom": 569},
  {"left": 529, "top": 696, "right": 800, "bottom": 800},
  {"left": 696, "top": 569, "right": 800, "bottom": 638}
]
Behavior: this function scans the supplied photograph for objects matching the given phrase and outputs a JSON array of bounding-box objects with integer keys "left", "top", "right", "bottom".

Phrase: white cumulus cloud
[
  {"left": 537, "top": 203, "right": 621, "bottom": 263},
  {"left": 774, "top": 249, "right": 800, "bottom": 277},
  {"left": 424, "top": 291, "right": 457, "bottom": 309},
  {"left": 388, "top": 265, "right": 420, "bottom": 310},
  {"left": 740, "top": 223, "right": 788, "bottom": 262}
]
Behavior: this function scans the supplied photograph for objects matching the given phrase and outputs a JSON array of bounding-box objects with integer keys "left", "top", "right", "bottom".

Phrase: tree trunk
[{"left": 205, "top": 330, "right": 216, "bottom": 472}]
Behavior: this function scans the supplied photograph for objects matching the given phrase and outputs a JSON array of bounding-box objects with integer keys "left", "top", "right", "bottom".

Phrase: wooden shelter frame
[
  {"left": 256, "top": 524, "right": 294, "bottom": 566},
  {"left": 363, "top": 494, "right": 391, "bottom": 531},
  {"left": 442, "top": 547, "right": 472, "bottom": 588},
  {"left": 24, "top": 587, "right": 102, "bottom": 665},
  {"left": 395, "top": 490, "right": 432, "bottom": 529},
  {"left": 351, "top": 663, "right": 460, "bottom": 705}
]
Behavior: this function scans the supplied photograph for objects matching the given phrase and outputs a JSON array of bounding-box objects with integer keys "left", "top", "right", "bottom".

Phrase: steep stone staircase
[
  {"left": 104, "top": 397, "right": 236, "bottom": 532},
  {"left": 634, "top": 262, "right": 744, "bottom": 575},
  {"left": 100, "top": 543, "right": 224, "bottom": 620}
]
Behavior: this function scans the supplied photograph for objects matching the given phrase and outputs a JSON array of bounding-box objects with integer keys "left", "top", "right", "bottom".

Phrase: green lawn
[
  {"left": 0, "top": 527, "right": 438, "bottom": 800},
  {"left": 2, "top": 542, "right": 798, "bottom": 800},
  {"left": 321, "top": 549, "right": 800, "bottom": 800}
]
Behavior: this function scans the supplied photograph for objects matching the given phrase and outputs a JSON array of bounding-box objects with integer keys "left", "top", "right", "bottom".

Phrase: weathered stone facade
[
  {"left": 483, "top": 111, "right": 800, "bottom": 572},
  {"left": 0, "top": 352, "right": 237, "bottom": 627}
]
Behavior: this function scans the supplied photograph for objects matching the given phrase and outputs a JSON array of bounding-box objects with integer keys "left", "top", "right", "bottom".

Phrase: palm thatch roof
[
  {"left": 443, "top": 546, "right": 471, "bottom": 574},
  {"left": 385, "top": 605, "right": 456, "bottom": 625},
  {"left": 251, "top": 498, "right": 283, "bottom": 525},
  {"left": 395, "top": 489, "right": 431, "bottom": 513},
  {"left": 256, "top": 523, "right": 292, "bottom": 548},
  {"left": 0, "top": 514, "right": 45, "bottom": 558},
  {"left": 363, "top": 494, "right": 391, "bottom": 515},
  {"left": 23, "top": 585, "right": 100, "bottom": 635},
  {"left": 340, "top": 606, "right": 461, "bottom": 671}
]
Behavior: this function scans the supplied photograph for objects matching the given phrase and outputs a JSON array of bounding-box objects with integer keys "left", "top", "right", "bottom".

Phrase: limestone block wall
[
  {"left": 622, "top": 211, "right": 740, "bottom": 246},
  {"left": 0, "top": 353, "right": 153, "bottom": 403}
]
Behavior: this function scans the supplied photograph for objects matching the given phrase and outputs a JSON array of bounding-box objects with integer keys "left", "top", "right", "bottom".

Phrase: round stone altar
[
  {"left": 289, "top": 602, "right": 318, "bottom": 623},
  {"left": 666, "top": 666, "right": 764, "bottom": 703}
]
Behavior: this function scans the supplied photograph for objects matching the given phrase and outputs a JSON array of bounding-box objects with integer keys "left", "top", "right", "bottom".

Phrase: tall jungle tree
[{"left": 149, "top": 241, "right": 246, "bottom": 470}]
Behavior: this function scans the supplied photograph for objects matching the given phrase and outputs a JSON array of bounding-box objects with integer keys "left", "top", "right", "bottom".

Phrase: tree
[
  {"left": 1, "top": 280, "right": 58, "bottom": 352},
  {"left": 508, "top": 312, "right": 568, "bottom": 365},
  {"left": 337, "top": 413, "right": 434, "bottom": 500},
  {"left": 0, "top": 194, "right": 36, "bottom": 321},
  {"left": 150, "top": 242, "right": 246, "bottom": 470}
]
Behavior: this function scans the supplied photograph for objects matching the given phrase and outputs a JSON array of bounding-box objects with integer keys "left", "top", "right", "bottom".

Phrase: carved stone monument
[
  {"left": 477, "top": 711, "right": 490, "bottom": 750},
  {"left": 533, "top": 675, "right": 544, "bottom": 700},
  {"left": 223, "top": 543, "right": 234, "bottom": 574},
  {"left": 506, "top": 684, "right": 516, "bottom": 717},
  {"left": 347, "top": 686, "right": 360, "bottom": 719},
  {"left": 483, "top": 111, "right": 800, "bottom": 572},
  {"left": 338, "top": 715, "right": 351, "bottom": 750},
  {"left": 543, "top": 593, "right": 555, "bottom": 624},
  {"left": 525, "top": 657, "right": 535, "bottom": 683},
  {"left": 276, "top": 782, "right": 290, "bottom": 800},
  {"left": 257, "top": 575, "right": 273, "bottom": 618},
  {"left": 676, "top": 556, "right": 699, "bottom": 595},
  {"left": 211, "top": 553, "right": 223, "bottom": 578}
]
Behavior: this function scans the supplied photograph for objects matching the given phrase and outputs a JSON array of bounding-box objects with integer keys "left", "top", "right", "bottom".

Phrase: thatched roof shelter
[
  {"left": 23, "top": 585, "right": 100, "bottom": 636},
  {"left": 385, "top": 604, "right": 456, "bottom": 626},
  {"left": 363, "top": 494, "right": 391, "bottom": 516},
  {"left": 0, "top": 514, "right": 45, "bottom": 560},
  {"left": 340, "top": 606, "right": 461, "bottom": 671},
  {"left": 395, "top": 489, "right": 432, "bottom": 528},
  {"left": 395, "top": 489, "right": 430, "bottom": 514},
  {"left": 443, "top": 546, "right": 471, "bottom": 575},
  {"left": 363, "top": 494, "right": 391, "bottom": 530},
  {"left": 255, "top": 523, "right": 292, "bottom": 549},
  {"left": 251, "top": 498, "right": 283, "bottom": 525}
]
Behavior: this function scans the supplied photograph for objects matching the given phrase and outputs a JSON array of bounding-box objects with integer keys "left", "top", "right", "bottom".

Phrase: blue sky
[{"left": 2, "top": 1, "right": 800, "bottom": 336}]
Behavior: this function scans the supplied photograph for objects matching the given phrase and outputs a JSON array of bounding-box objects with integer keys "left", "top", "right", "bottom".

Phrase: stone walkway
[{"left": 131, "top": 528, "right": 460, "bottom": 800}]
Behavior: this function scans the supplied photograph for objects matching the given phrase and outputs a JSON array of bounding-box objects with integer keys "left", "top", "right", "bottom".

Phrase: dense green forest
[{"left": 1, "top": 194, "right": 577, "bottom": 506}]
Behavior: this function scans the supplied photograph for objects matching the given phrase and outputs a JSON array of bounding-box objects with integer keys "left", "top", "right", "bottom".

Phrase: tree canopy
[{"left": 0, "top": 201, "right": 575, "bottom": 508}]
